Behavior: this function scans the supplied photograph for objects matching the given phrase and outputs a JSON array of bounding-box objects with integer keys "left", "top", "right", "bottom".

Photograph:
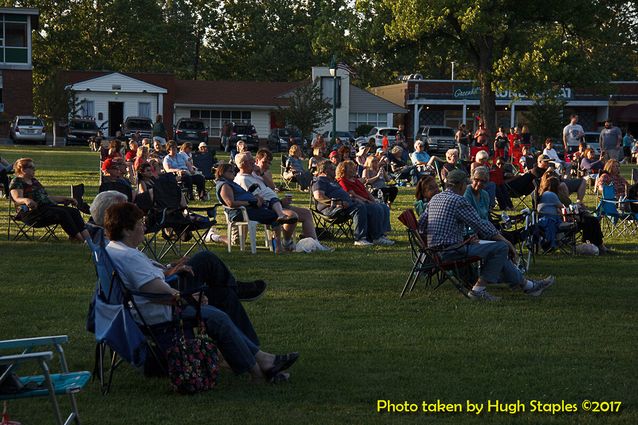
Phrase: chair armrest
[
  {"left": 223, "top": 205, "right": 249, "bottom": 221},
  {"left": 0, "top": 336, "right": 68, "bottom": 351},
  {"left": 0, "top": 351, "right": 54, "bottom": 365}
]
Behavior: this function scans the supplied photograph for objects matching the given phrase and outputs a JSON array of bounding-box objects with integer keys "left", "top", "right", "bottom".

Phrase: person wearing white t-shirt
[
  {"left": 542, "top": 138, "right": 566, "bottom": 174},
  {"left": 562, "top": 114, "right": 585, "bottom": 151},
  {"left": 104, "top": 202, "right": 299, "bottom": 383}
]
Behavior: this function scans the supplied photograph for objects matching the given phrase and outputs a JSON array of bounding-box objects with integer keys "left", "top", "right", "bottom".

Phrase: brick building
[{"left": 0, "top": 7, "right": 39, "bottom": 136}]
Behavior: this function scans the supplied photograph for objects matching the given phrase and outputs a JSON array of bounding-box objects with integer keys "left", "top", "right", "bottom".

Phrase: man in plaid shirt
[{"left": 419, "top": 169, "right": 555, "bottom": 301}]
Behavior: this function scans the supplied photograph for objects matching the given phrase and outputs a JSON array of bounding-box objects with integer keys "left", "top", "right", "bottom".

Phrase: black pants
[
  {"left": 24, "top": 205, "right": 85, "bottom": 238},
  {"left": 180, "top": 251, "right": 259, "bottom": 346},
  {"left": 179, "top": 173, "right": 206, "bottom": 196},
  {"left": 579, "top": 215, "right": 604, "bottom": 247}
]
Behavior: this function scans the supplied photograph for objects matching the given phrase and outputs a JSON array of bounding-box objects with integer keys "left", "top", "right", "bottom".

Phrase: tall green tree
[
  {"left": 384, "top": 0, "right": 634, "bottom": 134},
  {"left": 278, "top": 82, "right": 332, "bottom": 141}
]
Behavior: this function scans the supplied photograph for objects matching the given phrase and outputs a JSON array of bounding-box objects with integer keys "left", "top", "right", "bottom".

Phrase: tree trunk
[
  {"left": 478, "top": 71, "right": 496, "bottom": 136},
  {"left": 477, "top": 36, "right": 496, "bottom": 137}
]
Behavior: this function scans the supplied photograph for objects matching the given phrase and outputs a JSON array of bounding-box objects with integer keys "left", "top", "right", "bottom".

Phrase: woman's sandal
[{"left": 265, "top": 352, "right": 299, "bottom": 383}]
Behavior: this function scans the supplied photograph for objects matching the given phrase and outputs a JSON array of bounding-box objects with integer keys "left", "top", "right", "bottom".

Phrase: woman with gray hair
[
  {"left": 90, "top": 190, "right": 128, "bottom": 227},
  {"left": 464, "top": 167, "right": 491, "bottom": 221}
]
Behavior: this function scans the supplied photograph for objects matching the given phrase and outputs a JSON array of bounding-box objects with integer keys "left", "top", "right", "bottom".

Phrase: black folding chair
[
  {"left": 7, "top": 196, "right": 60, "bottom": 241},
  {"left": 142, "top": 173, "right": 219, "bottom": 260},
  {"left": 308, "top": 185, "right": 353, "bottom": 241}
]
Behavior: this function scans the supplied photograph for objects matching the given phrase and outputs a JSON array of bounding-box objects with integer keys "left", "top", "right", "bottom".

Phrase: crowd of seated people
[{"left": 163, "top": 141, "right": 207, "bottom": 200}]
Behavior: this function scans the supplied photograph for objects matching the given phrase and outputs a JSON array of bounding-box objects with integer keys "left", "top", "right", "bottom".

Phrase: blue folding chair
[
  {"left": 86, "top": 231, "right": 168, "bottom": 394},
  {"left": 595, "top": 184, "right": 638, "bottom": 238},
  {"left": 85, "top": 229, "right": 204, "bottom": 394},
  {"left": 0, "top": 335, "right": 90, "bottom": 425}
]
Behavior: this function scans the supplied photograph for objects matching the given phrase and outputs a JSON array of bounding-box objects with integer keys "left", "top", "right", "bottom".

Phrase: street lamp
[{"left": 329, "top": 55, "right": 337, "bottom": 146}]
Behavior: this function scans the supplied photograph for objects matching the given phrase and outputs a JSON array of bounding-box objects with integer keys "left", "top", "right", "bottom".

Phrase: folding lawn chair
[
  {"left": 280, "top": 154, "right": 298, "bottom": 190},
  {"left": 0, "top": 335, "right": 90, "bottom": 425},
  {"left": 308, "top": 184, "right": 353, "bottom": 241},
  {"left": 595, "top": 184, "right": 638, "bottom": 238},
  {"left": 7, "top": 196, "right": 60, "bottom": 241},
  {"left": 397, "top": 209, "right": 480, "bottom": 298},
  {"left": 142, "top": 173, "right": 219, "bottom": 260},
  {"left": 85, "top": 230, "right": 203, "bottom": 394}
]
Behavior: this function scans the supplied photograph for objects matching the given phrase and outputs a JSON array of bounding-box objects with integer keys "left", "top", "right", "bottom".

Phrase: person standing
[
  {"left": 474, "top": 122, "right": 489, "bottom": 147},
  {"left": 621, "top": 129, "right": 634, "bottom": 164},
  {"left": 599, "top": 120, "right": 622, "bottom": 161},
  {"left": 455, "top": 124, "right": 471, "bottom": 161},
  {"left": 562, "top": 114, "right": 585, "bottom": 152},
  {"left": 151, "top": 114, "right": 167, "bottom": 145}
]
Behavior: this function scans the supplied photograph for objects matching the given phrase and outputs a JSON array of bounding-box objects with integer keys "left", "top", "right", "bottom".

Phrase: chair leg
[
  {"left": 227, "top": 223, "right": 233, "bottom": 253},
  {"left": 248, "top": 222, "right": 257, "bottom": 254}
]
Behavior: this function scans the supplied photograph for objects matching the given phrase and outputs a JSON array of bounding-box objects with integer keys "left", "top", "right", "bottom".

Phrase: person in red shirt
[
  {"left": 335, "top": 160, "right": 394, "bottom": 245},
  {"left": 125, "top": 140, "right": 138, "bottom": 162}
]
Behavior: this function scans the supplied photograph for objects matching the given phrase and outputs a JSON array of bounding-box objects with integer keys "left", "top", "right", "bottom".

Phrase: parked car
[
  {"left": 65, "top": 118, "right": 99, "bottom": 146},
  {"left": 267, "top": 128, "right": 304, "bottom": 152},
  {"left": 367, "top": 127, "right": 398, "bottom": 147},
  {"left": 10, "top": 116, "right": 46, "bottom": 145},
  {"left": 418, "top": 125, "right": 456, "bottom": 156},
  {"left": 121, "top": 116, "right": 153, "bottom": 139},
  {"left": 174, "top": 118, "right": 208, "bottom": 144},
  {"left": 322, "top": 130, "right": 355, "bottom": 144},
  {"left": 227, "top": 123, "right": 259, "bottom": 151}
]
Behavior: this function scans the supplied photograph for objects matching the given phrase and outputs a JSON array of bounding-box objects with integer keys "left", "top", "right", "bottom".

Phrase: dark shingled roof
[{"left": 174, "top": 80, "right": 308, "bottom": 107}]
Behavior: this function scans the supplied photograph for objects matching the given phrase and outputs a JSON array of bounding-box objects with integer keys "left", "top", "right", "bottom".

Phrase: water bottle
[{"left": 501, "top": 211, "right": 511, "bottom": 229}]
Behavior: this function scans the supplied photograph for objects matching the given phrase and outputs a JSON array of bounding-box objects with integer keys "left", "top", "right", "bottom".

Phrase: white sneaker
[
  {"left": 354, "top": 239, "right": 373, "bottom": 247},
  {"left": 524, "top": 275, "right": 556, "bottom": 297},
  {"left": 373, "top": 237, "right": 395, "bottom": 246},
  {"left": 204, "top": 228, "right": 223, "bottom": 243}
]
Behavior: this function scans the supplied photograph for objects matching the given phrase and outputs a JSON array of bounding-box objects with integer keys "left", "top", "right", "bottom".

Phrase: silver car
[{"left": 10, "top": 116, "right": 46, "bottom": 144}]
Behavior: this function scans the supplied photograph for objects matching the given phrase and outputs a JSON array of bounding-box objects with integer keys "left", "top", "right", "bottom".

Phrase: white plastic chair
[{"left": 223, "top": 206, "right": 273, "bottom": 254}]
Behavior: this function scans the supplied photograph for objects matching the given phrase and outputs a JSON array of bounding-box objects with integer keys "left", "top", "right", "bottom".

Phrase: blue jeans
[
  {"left": 182, "top": 305, "right": 259, "bottom": 375},
  {"left": 440, "top": 240, "right": 524, "bottom": 288}
]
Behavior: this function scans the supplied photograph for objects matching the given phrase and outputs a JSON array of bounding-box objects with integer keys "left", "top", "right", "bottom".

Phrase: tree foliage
[
  {"left": 383, "top": 0, "right": 636, "bottom": 135},
  {"left": 278, "top": 82, "right": 332, "bottom": 140}
]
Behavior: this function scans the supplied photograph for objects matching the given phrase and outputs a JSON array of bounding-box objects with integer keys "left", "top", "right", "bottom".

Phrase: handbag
[{"left": 166, "top": 306, "right": 220, "bottom": 394}]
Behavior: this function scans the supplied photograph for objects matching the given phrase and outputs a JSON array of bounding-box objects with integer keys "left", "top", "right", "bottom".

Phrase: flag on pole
[{"left": 337, "top": 62, "right": 357, "bottom": 77}]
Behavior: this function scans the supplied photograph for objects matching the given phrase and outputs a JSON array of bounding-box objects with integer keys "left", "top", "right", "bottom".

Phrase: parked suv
[
  {"left": 175, "top": 118, "right": 208, "bottom": 144},
  {"left": 10, "top": 116, "right": 46, "bottom": 145},
  {"left": 121, "top": 116, "right": 152, "bottom": 139},
  {"left": 418, "top": 125, "right": 456, "bottom": 156},
  {"left": 367, "top": 127, "right": 398, "bottom": 147},
  {"left": 227, "top": 123, "right": 259, "bottom": 151},
  {"left": 65, "top": 118, "right": 99, "bottom": 146}
]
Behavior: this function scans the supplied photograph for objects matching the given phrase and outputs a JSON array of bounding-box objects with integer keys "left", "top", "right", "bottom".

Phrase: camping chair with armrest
[
  {"left": 397, "top": 209, "right": 481, "bottom": 298},
  {"left": 280, "top": 154, "right": 298, "bottom": 190},
  {"left": 308, "top": 183, "right": 353, "bottom": 241},
  {"left": 142, "top": 173, "right": 218, "bottom": 261},
  {"left": 7, "top": 195, "right": 60, "bottom": 241},
  {"left": 0, "top": 335, "right": 90, "bottom": 425},
  {"left": 85, "top": 230, "right": 204, "bottom": 395},
  {"left": 595, "top": 184, "right": 638, "bottom": 238}
]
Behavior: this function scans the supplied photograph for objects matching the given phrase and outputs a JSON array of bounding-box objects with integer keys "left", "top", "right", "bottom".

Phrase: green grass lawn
[{"left": 0, "top": 145, "right": 636, "bottom": 424}]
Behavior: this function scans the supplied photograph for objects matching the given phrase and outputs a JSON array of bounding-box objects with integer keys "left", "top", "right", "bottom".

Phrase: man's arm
[{"left": 562, "top": 127, "right": 568, "bottom": 150}]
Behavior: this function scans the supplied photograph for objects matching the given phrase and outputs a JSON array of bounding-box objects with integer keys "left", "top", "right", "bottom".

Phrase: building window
[
  {"left": 138, "top": 102, "right": 151, "bottom": 118},
  {"left": 1, "top": 14, "right": 29, "bottom": 65},
  {"left": 81, "top": 100, "right": 95, "bottom": 118},
  {"left": 189, "top": 109, "right": 251, "bottom": 137},
  {"left": 348, "top": 112, "right": 387, "bottom": 133}
]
